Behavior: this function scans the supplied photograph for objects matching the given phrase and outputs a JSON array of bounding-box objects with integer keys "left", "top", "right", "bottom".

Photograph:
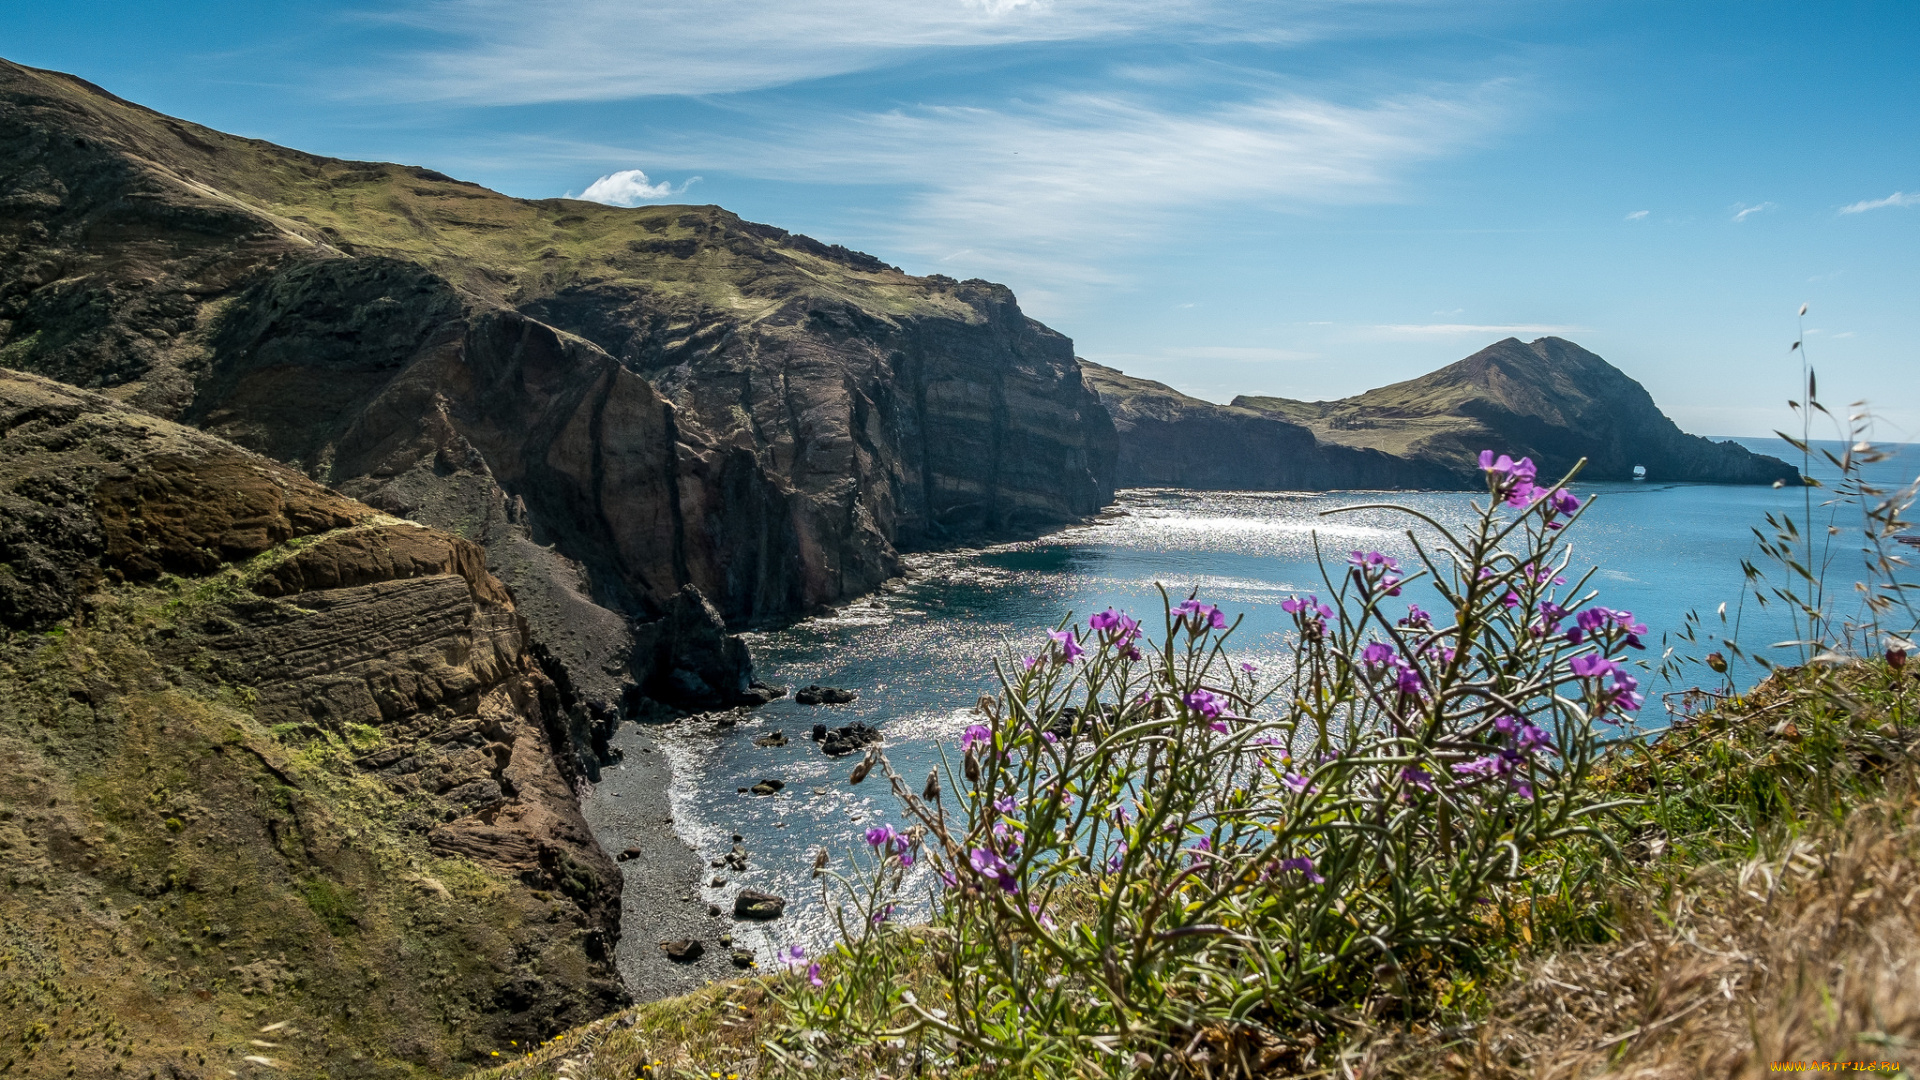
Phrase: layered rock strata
[
  {"left": 0, "top": 369, "right": 624, "bottom": 1075},
  {"left": 0, "top": 58, "right": 1117, "bottom": 728}
]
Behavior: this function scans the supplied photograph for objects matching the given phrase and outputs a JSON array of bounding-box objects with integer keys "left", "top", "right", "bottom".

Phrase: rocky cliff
[
  {"left": 0, "top": 370, "right": 623, "bottom": 1075},
  {"left": 1087, "top": 337, "right": 1798, "bottom": 491},
  {"left": 1082, "top": 363, "right": 1462, "bottom": 490},
  {"left": 1233, "top": 337, "right": 1798, "bottom": 486},
  {"left": 0, "top": 57, "right": 1116, "bottom": 723}
]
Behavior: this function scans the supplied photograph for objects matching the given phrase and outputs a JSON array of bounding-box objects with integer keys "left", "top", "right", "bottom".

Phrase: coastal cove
[{"left": 591, "top": 438, "right": 1916, "bottom": 992}]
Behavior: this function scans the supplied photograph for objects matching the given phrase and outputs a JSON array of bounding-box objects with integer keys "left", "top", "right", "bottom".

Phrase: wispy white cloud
[
  {"left": 1364, "top": 323, "right": 1580, "bottom": 338},
  {"left": 1731, "top": 201, "right": 1775, "bottom": 222},
  {"left": 618, "top": 81, "right": 1508, "bottom": 289},
  {"left": 1839, "top": 191, "right": 1919, "bottom": 214},
  {"left": 369, "top": 0, "right": 1321, "bottom": 104},
  {"left": 569, "top": 168, "right": 700, "bottom": 205},
  {"left": 1623, "top": 209, "right": 1648, "bottom": 221}
]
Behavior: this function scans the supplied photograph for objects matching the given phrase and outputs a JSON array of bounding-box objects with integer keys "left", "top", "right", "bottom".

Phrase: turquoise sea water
[{"left": 600, "top": 439, "right": 1917, "bottom": 960}]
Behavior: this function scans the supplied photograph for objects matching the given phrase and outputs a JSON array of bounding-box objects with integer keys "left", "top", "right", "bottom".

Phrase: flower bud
[
  {"left": 922, "top": 770, "right": 942, "bottom": 803},
  {"left": 849, "top": 753, "right": 874, "bottom": 785},
  {"left": 1889, "top": 647, "right": 1908, "bottom": 672},
  {"left": 1705, "top": 651, "right": 1728, "bottom": 674},
  {"left": 963, "top": 747, "right": 980, "bottom": 785}
]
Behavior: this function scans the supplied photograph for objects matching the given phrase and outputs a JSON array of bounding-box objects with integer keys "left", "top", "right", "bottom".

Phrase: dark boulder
[
  {"left": 749, "top": 779, "right": 785, "bottom": 795},
  {"left": 733, "top": 889, "right": 787, "bottom": 920},
  {"left": 659, "top": 939, "right": 704, "bottom": 963},
  {"left": 820, "top": 722, "right": 884, "bottom": 757},
  {"left": 795, "top": 685, "right": 858, "bottom": 705}
]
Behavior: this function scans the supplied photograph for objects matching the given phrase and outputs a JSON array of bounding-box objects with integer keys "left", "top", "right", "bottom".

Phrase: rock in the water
[
  {"left": 753, "top": 730, "right": 790, "bottom": 747},
  {"left": 811, "top": 723, "right": 828, "bottom": 741},
  {"left": 741, "top": 681, "right": 789, "bottom": 705},
  {"left": 659, "top": 939, "right": 705, "bottom": 963},
  {"left": 795, "top": 685, "right": 858, "bottom": 706},
  {"left": 733, "top": 889, "right": 787, "bottom": 920},
  {"left": 820, "top": 722, "right": 884, "bottom": 757},
  {"left": 710, "top": 876, "right": 727, "bottom": 887},
  {"left": 749, "top": 779, "right": 786, "bottom": 795}
]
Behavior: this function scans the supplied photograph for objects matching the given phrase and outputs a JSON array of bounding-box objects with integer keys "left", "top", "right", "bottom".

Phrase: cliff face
[
  {"left": 1082, "top": 363, "right": 1461, "bottom": 490},
  {"left": 1234, "top": 337, "right": 1798, "bottom": 486},
  {"left": 0, "top": 57, "right": 1116, "bottom": 719},
  {"left": 0, "top": 370, "right": 624, "bottom": 1075}
]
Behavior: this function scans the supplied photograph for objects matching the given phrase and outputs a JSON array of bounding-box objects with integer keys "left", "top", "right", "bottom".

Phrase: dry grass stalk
[{"left": 1355, "top": 792, "right": 1920, "bottom": 1079}]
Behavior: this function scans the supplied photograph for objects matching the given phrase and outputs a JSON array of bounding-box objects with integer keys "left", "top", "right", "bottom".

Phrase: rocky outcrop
[
  {"left": 1233, "top": 337, "right": 1799, "bottom": 486},
  {"left": 1087, "top": 338, "right": 1798, "bottom": 492},
  {"left": 0, "top": 57, "right": 1117, "bottom": 724},
  {"left": 1082, "top": 363, "right": 1460, "bottom": 490},
  {"left": 0, "top": 369, "right": 624, "bottom": 1074}
]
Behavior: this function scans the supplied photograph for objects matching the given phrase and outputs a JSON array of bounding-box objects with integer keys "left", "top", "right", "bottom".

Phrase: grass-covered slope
[
  {"left": 0, "top": 370, "right": 623, "bottom": 1078},
  {"left": 1233, "top": 336, "right": 1797, "bottom": 485},
  {"left": 1081, "top": 361, "right": 1460, "bottom": 490}
]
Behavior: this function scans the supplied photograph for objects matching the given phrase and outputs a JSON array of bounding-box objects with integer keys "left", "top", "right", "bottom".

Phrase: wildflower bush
[{"left": 767, "top": 454, "right": 1653, "bottom": 1076}]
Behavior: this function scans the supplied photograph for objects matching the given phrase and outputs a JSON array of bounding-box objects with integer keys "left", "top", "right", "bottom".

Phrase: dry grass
[
  {"left": 1354, "top": 792, "right": 1920, "bottom": 1080},
  {"left": 467, "top": 977, "right": 777, "bottom": 1080}
]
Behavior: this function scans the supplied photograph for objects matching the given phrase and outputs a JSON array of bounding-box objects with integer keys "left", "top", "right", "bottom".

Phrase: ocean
[{"left": 595, "top": 438, "right": 1917, "bottom": 966}]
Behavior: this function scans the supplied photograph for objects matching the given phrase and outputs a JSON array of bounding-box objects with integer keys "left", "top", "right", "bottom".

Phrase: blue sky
[{"left": 8, "top": 1, "right": 1917, "bottom": 438}]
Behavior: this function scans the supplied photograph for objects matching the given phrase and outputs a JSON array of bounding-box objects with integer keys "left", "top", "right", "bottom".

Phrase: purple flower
[
  {"left": 1282, "top": 594, "right": 1334, "bottom": 636},
  {"left": 1400, "top": 766, "right": 1435, "bottom": 793},
  {"left": 1570, "top": 653, "right": 1621, "bottom": 679},
  {"left": 968, "top": 847, "right": 1020, "bottom": 893},
  {"left": 961, "top": 723, "right": 992, "bottom": 751},
  {"left": 870, "top": 903, "right": 895, "bottom": 925},
  {"left": 865, "top": 824, "right": 898, "bottom": 849},
  {"left": 1398, "top": 604, "right": 1433, "bottom": 629},
  {"left": 1175, "top": 599, "right": 1228, "bottom": 631},
  {"left": 1348, "top": 550, "right": 1400, "bottom": 571},
  {"left": 1395, "top": 665, "right": 1424, "bottom": 695},
  {"left": 1021, "top": 655, "right": 1040, "bottom": 671},
  {"left": 1277, "top": 855, "right": 1325, "bottom": 885},
  {"left": 993, "top": 795, "right": 1018, "bottom": 815},
  {"left": 1361, "top": 641, "right": 1398, "bottom": 667},
  {"left": 807, "top": 961, "right": 825, "bottom": 988},
  {"left": 1027, "top": 903, "right": 1057, "bottom": 930},
  {"left": 1048, "top": 629, "right": 1085, "bottom": 663},
  {"left": 1281, "top": 771, "right": 1316, "bottom": 795},
  {"left": 1241, "top": 661, "right": 1260, "bottom": 676},
  {"left": 1183, "top": 688, "right": 1226, "bottom": 720},
  {"left": 781, "top": 944, "right": 807, "bottom": 968}
]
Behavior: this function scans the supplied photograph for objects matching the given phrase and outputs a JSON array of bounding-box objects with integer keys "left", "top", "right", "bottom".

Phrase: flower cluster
[
  {"left": 1451, "top": 715, "right": 1557, "bottom": 799},
  {"left": 1479, "top": 450, "right": 1584, "bottom": 527},
  {"left": 1281, "top": 594, "right": 1334, "bottom": 636},
  {"left": 967, "top": 846, "right": 1019, "bottom": 893},
  {"left": 1348, "top": 550, "right": 1403, "bottom": 596},
  {"left": 1570, "top": 653, "right": 1643, "bottom": 716},
  {"left": 864, "top": 823, "right": 915, "bottom": 866},
  {"left": 1360, "top": 640, "right": 1424, "bottom": 695},
  {"left": 1174, "top": 598, "right": 1228, "bottom": 633},
  {"left": 1183, "top": 688, "right": 1235, "bottom": 733},
  {"left": 1088, "top": 607, "right": 1145, "bottom": 660},
  {"left": 1567, "top": 606, "right": 1647, "bottom": 650}
]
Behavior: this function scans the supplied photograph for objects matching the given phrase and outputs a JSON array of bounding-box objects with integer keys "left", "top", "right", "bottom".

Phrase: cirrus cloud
[{"left": 1840, "top": 191, "right": 1919, "bottom": 214}]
